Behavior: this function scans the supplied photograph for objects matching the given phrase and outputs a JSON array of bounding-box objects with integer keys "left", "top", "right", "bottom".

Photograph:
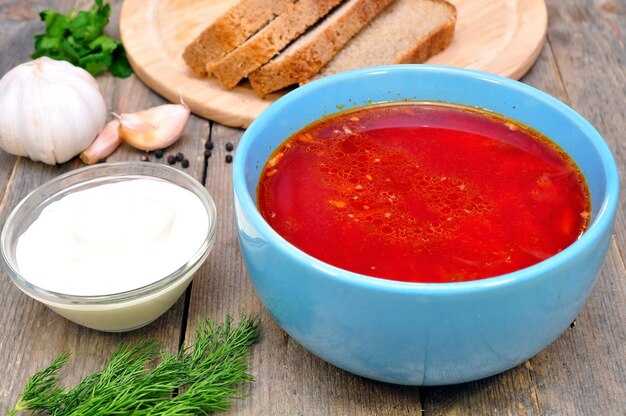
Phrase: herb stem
[{"left": 10, "top": 315, "right": 259, "bottom": 416}]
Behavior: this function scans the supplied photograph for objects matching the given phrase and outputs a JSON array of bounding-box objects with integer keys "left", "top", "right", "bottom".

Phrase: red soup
[{"left": 257, "top": 102, "right": 591, "bottom": 283}]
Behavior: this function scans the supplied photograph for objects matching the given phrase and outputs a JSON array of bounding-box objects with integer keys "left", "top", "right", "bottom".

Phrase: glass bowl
[{"left": 1, "top": 162, "right": 217, "bottom": 332}]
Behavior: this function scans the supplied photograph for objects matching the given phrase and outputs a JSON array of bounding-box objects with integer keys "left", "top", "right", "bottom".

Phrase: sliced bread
[
  {"left": 182, "top": 0, "right": 297, "bottom": 77},
  {"left": 248, "top": 0, "right": 395, "bottom": 97},
  {"left": 313, "top": 0, "right": 456, "bottom": 80},
  {"left": 206, "top": 0, "right": 345, "bottom": 89}
]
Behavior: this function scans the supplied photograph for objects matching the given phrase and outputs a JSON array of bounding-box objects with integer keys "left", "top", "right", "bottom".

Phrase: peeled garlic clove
[
  {"left": 80, "top": 119, "right": 123, "bottom": 165},
  {"left": 116, "top": 103, "right": 190, "bottom": 151}
]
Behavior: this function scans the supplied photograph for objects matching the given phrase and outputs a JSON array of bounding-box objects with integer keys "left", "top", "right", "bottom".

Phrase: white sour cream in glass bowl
[{"left": 1, "top": 162, "right": 217, "bottom": 332}]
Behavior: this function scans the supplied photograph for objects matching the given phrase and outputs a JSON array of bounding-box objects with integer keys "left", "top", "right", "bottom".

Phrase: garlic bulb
[{"left": 0, "top": 57, "right": 107, "bottom": 165}]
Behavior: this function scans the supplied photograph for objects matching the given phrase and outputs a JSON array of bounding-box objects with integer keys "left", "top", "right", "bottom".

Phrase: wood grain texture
[
  {"left": 522, "top": 1, "right": 626, "bottom": 413},
  {"left": 526, "top": 239, "right": 626, "bottom": 415},
  {"left": 419, "top": 1, "right": 626, "bottom": 413},
  {"left": 429, "top": 0, "right": 547, "bottom": 78},
  {"left": 119, "top": 0, "right": 547, "bottom": 128},
  {"left": 418, "top": 28, "right": 570, "bottom": 416},
  {"left": 187, "top": 124, "right": 427, "bottom": 415},
  {"left": 0, "top": 0, "right": 625, "bottom": 414},
  {"left": 0, "top": 0, "right": 207, "bottom": 409},
  {"left": 545, "top": 0, "right": 626, "bottom": 257}
]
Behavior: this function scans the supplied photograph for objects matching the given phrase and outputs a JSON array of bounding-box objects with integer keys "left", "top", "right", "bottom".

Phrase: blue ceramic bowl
[{"left": 233, "top": 65, "right": 619, "bottom": 385}]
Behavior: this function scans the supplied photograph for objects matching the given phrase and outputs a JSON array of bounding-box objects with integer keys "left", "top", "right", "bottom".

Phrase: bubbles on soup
[
  {"left": 313, "top": 133, "right": 494, "bottom": 247},
  {"left": 257, "top": 102, "right": 590, "bottom": 283}
]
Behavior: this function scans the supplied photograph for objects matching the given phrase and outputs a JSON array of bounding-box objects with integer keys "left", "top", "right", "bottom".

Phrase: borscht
[{"left": 257, "top": 102, "right": 591, "bottom": 283}]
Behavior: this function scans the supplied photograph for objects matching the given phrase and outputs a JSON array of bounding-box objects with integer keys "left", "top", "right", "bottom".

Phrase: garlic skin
[
  {"left": 80, "top": 119, "right": 123, "bottom": 165},
  {"left": 116, "top": 103, "right": 190, "bottom": 151},
  {"left": 0, "top": 57, "right": 107, "bottom": 165}
]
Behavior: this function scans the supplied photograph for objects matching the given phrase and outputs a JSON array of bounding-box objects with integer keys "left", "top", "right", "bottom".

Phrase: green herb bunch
[
  {"left": 9, "top": 316, "right": 260, "bottom": 415},
  {"left": 32, "top": 0, "right": 132, "bottom": 78}
]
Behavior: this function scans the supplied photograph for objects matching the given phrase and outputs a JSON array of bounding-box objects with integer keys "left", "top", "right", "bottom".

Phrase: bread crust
[
  {"left": 182, "top": 0, "right": 296, "bottom": 77},
  {"left": 207, "top": 0, "right": 344, "bottom": 89},
  {"left": 396, "top": 3, "right": 456, "bottom": 64},
  {"left": 184, "top": 0, "right": 457, "bottom": 95},
  {"left": 313, "top": 0, "right": 456, "bottom": 80},
  {"left": 249, "top": 0, "right": 395, "bottom": 97}
]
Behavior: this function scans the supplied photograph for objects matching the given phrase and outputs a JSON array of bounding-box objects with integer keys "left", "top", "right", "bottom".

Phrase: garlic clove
[
  {"left": 80, "top": 119, "right": 123, "bottom": 164},
  {"left": 116, "top": 103, "right": 190, "bottom": 151},
  {"left": 112, "top": 115, "right": 156, "bottom": 134}
]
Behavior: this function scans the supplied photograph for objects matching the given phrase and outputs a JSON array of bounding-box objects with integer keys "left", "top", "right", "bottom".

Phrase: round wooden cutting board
[{"left": 120, "top": 0, "right": 547, "bottom": 128}]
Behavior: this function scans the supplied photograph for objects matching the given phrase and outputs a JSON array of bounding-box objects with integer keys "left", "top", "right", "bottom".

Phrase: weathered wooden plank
[
  {"left": 0, "top": 0, "right": 47, "bottom": 205},
  {"left": 187, "top": 124, "right": 425, "bottom": 415},
  {"left": 0, "top": 1, "right": 78, "bottom": 408},
  {"left": 523, "top": 1, "right": 626, "bottom": 414},
  {"left": 525, "top": 239, "right": 626, "bottom": 415},
  {"left": 0, "top": 0, "right": 209, "bottom": 409},
  {"left": 419, "top": 39, "right": 566, "bottom": 416},
  {"left": 421, "top": 1, "right": 626, "bottom": 413},
  {"left": 546, "top": 0, "right": 626, "bottom": 251},
  {"left": 1, "top": 0, "right": 624, "bottom": 414}
]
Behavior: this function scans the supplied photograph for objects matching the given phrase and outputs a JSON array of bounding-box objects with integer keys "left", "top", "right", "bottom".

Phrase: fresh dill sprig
[
  {"left": 9, "top": 354, "right": 68, "bottom": 415},
  {"left": 9, "top": 315, "right": 260, "bottom": 416}
]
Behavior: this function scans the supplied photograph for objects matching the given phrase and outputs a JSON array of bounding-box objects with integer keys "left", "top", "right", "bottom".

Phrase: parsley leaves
[{"left": 32, "top": 0, "right": 132, "bottom": 78}]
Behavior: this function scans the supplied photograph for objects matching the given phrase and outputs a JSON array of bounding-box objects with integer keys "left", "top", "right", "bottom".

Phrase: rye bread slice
[
  {"left": 183, "top": 0, "right": 297, "bottom": 77},
  {"left": 248, "top": 0, "right": 395, "bottom": 97},
  {"left": 313, "top": 0, "right": 456, "bottom": 80},
  {"left": 207, "top": 0, "right": 345, "bottom": 89}
]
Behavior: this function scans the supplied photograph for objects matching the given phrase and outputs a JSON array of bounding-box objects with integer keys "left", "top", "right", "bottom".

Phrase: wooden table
[{"left": 1, "top": 0, "right": 624, "bottom": 414}]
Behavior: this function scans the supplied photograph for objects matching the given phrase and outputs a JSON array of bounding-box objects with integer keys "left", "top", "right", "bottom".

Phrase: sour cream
[{"left": 16, "top": 178, "right": 209, "bottom": 296}]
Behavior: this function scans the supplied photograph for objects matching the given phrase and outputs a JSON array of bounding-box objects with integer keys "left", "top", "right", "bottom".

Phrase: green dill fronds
[
  {"left": 8, "top": 354, "right": 68, "bottom": 415},
  {"left": 10, "top": 315, "right": 260, "bottom": 416}
]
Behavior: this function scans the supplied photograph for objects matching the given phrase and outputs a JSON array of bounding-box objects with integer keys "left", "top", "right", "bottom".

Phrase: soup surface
[{"left": 257, "top": 102, "right": 590, "bottom": 283}]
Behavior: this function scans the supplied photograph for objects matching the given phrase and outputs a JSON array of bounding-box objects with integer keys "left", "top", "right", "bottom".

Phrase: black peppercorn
[
  {"left": 181, "top": 159, "right": 190, "bottom": 168},
  {"left": 175, "top": 152, "right": 185, "bottom": 161},
  {"left": 204, "top": 150, "right": 212, "bottom": 158},
  {"left": 225, "top": 142, "right": 234, "bottom": 152},
  {"left": 225, "top": 154, "right": 233, "bottom": 163},
  {"left": 167, "top": 154, "right": 176, "bottom": 165},
  {"left": 205, "top": 141, "right": 214, "bottom": 150},
  {"left": 154, "top": 149, "right": 164, "bottom": 158}
]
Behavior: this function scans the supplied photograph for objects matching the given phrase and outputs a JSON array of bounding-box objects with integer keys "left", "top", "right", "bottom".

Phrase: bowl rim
[
  {"left": 233, "top": 64, "right": 620, "bottom": 294},
  {"left": 1, "top": 162, "right": 218, "bottom": 304}
]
